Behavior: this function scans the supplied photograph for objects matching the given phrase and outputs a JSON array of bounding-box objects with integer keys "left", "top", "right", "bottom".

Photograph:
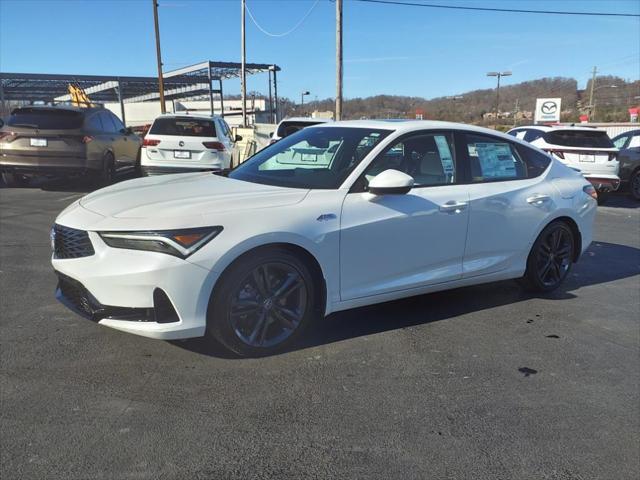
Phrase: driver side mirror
[
  {"left": 235, "top": 134, "right": 243, "bottom": 142},
  {"left": 368, "top": 169, "right": 414, "bottom": 195}
]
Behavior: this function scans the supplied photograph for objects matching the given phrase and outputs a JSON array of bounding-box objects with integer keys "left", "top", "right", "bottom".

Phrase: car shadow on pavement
[
  {"left": 0, "top": 172, "right": 137, "bottom": 193},
  {"left": 171, "top": 240, "right": 640, "bottom": 359},
  {"left": 602, "top": 192, "right": 638, "bottom": 209}
]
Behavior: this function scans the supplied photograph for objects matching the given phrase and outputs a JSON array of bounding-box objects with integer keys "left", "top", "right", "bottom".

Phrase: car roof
[
  {"left": 11, "top": 104, "right": 102, "bottom": 114},
  {"left": 156, "top": 112, "right": 222, "bottom": 120},
  {"left": 511, "top": 124, "right": 608, "bottom": 133},
  {"left": 279, "top": 117, "right": 332, "bottom": 124},
  {"left": 315, "top": 119, "right": 520, "bottom": 139}
]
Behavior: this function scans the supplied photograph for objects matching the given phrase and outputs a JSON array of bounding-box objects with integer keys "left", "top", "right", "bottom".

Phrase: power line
[
  {"left": 245, "top": 0, "right": 321, "bottom": 37},
  {"left": 352, "top": 0, "right": 640, "bottom": 17}
]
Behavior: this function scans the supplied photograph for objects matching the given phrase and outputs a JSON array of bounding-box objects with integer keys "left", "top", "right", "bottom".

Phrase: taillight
[
  {"left": 608, "top": 153, "right": 617, "bottom": 161},
  {"left": 143, "top": 138, "right": 161, "bottom": 147},
  {"left": 0, "top": 132, "right": 18, "bottom": 143},
  {"left": 583, "top": 184, "right": 598, "bottom": 201},
  {"left": 82, "top": 135, "right": 94, "bottom": 144},
  {"left": 203, "top": 141, "right": 225, "bottom": 151}
]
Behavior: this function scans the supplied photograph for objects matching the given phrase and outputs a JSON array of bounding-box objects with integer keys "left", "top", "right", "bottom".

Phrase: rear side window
[
  {"left": 516, "top": 145, "right": 552, "bottom": 178},
  {"left": 150, "top": 117, "right": 216, "bottom": 137},
  {"left": 544, "top": 130, "right": 613, "bottom": 148},
  {"left": 86, "top": 114, "right": 103, "bottom": 131},
  {"left": 524, "top": 130, "right": 544, "bottom": 142},
  {"left": 464, "top": 134, "right": 527, "bottom": 182},
  {"left": 99, "top": 112, "right": 118, "bottom": 133},
  {"left": 7, "top": 108, "right": 84, "bottom": 130},
  {"left": 276, "top": 121, "right": 323, "bottom": 138}
]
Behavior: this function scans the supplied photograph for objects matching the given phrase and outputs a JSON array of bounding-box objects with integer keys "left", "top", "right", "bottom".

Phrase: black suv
[{"left": 0, "top": 105, "right": 142, "bottom": 186}]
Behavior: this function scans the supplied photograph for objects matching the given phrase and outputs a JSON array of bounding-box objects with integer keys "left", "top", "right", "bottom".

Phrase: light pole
[
  {"left": 152, "top": 0, "right": 166, "bottom": 113},
  {"left": 486, "top": 71, "right": 512, "bottom": 120},
  {"left": 588, "top": 84, "right": 617, "bottom": 121},
  {"left": 301, "top": 90, "right": 310, "bottom": 107}
]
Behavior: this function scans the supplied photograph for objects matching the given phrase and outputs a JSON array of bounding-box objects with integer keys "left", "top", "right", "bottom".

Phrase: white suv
[
  {"left": 507, "top": 125, "right": 619, "bottom": 195},
  {"left": 141, "top": 113, "right": 238, "bottom": 175},
  {"left": 270, "top": 117, "right": 332, "bottom": 144}
]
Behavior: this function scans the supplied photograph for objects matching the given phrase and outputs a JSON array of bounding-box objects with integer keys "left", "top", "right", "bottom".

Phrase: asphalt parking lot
[{"left": 1, "top": 178, "right": 639, "bottom": 480}]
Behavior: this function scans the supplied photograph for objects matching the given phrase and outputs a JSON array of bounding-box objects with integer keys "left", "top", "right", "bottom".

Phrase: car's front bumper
[{"left": 52, "top": 230, "right": 218, "bottom": 340}]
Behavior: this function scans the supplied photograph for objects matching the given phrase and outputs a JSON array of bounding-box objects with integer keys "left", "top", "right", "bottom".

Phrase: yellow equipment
[{"left": 68, "top": 83, "right": 93, "bottom": 107}]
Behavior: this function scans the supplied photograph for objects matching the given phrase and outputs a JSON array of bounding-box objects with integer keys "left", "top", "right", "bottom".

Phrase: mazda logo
[
  {"left": 541, "top": 101, "right": 558, "bottom": 114},
  {"left": 179, "top": 141, "right": 185, "bottom": 147}
]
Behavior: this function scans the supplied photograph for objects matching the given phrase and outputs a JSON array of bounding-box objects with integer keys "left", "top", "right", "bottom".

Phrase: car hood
[{"left": 78, "top": 172, "right": 309, "bottom": 221}]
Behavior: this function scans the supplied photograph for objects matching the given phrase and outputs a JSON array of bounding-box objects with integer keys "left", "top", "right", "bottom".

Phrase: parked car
[
  {"left": 140, "top": 113, "right": 238, "bottom": 176},
  {"left": 611, "top": 129, "right": 640, "bottom": 200},
  {"left": 270, "top": 117, "right": 332, "bottom": 144},
  {"left": 0, "top": 105, "right": 141, "bottom": 186},
  {"left": 51, "top": 120, "right": 596, "bottom": 357},
  {"left": 507, "top": 125, "right": 619, "bottom": 203}
]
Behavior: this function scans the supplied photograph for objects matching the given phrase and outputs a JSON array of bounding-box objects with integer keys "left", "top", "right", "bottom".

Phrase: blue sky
[{"left": 1, "top": 0, "right": 638, "bottom": 101}]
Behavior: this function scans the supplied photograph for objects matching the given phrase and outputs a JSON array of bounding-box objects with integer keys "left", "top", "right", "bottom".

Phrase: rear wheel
[
  {"left": 134, "top": 149, "right": 142, "bottom": 176},
  {"left": 97, "top": 152, "right": 115, "bottom": 186},
  {"left": 1, "top": 172, "right": 29, "bottom": 188},
  {"left": 631, "top": 170, "right": 640, "bottom": 201},
  {"left": 207, "top": 248, "right": 320, "bottom": 357},
  {"left": 596, "top": 191, "right": 609, "bottom": 205},
  {"left": 520, "top": 221, "right": 575, "bottom": 293}
]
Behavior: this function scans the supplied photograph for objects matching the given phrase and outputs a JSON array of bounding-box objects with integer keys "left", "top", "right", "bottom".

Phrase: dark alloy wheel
[
  {"left": 521, "top": 221, "right": 575, "bottom": 292},
  {"left": 631, "top": 170, "right": 640, "bottom": 201},
  {"left": 208, "top": 248, "right": 320, "bottom": 357}
]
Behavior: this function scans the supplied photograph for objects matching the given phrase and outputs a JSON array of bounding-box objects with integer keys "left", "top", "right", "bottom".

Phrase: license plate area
[
  {"left": 174, "top": 150, "right": 191, "bottom": 159},
  {"left": 30, "top": 138, "right": 47, "bottom": 147},
  {"left": 579, "top": 153, "right": 595, "bottom": 162}
]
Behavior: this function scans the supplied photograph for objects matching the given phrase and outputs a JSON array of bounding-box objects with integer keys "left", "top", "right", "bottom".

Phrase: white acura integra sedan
[{"left": 51, "top": 121, "right": 597, "bottom": 356}]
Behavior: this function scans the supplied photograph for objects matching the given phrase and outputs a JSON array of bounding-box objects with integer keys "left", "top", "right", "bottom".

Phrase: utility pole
[
  {"left": 152, "top": 0, "right": 166, "bottom": 113},
  {"left": 487, "top": 71, "right": 511, "bottom": 121},
  {"left": 588, "top": 66, "right": 597, "bottom": 121},
  {"left": 241, "top": 0, "right": 247, "bottom": 127},
  {"left": 335, "top": 0, "right": 343, "bottom": 121}
]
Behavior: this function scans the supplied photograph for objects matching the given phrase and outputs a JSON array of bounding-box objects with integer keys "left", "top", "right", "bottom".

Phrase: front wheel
[
  {"left": 207, "top": 248, "right": 320, "bottom": 357},
  {"left": 520, "top": 221, "right": 575, "bottom": 293},
  {"left": 631, "top": 170, "right": 640, "bottom": 201}
]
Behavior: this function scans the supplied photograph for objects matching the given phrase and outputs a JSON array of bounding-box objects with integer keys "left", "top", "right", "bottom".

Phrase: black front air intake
[{"left": 53, "top": 224, "right": 95, "bottom": 259}]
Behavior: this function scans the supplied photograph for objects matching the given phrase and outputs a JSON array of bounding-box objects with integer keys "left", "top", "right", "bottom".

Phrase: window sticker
[
  {"left": 474, "top": 142, "right": 517, "bottom": 178},
  {"left": 434, "top": 135, "right": 455, "bottom": 181}
]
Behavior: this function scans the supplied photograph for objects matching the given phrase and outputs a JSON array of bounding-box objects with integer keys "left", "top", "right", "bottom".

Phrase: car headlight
[{"left": 98, "top": 226, "right": 223, "bottom": 258}]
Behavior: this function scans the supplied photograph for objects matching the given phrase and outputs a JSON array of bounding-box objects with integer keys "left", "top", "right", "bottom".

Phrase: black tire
[
  {"left": 596, "top": 191, "right": 609, "bottom": 205},
  {"left": 631, "top": 170, "right": 640, "bottom": 201},
  {"left": 520, "top": 221, "right": 575, "bottom": 293},
  {"left": 207, "top": 247, "right": 321, "bottom": 357},
  {"left": 134, "top": 149, "right": 142, "bottom": 177},
  {"left": 97, "top": 152, "right": 115, "bottom": 186},
  {"left": 1, "top": 172, "right": 29, "bottom": 188}
]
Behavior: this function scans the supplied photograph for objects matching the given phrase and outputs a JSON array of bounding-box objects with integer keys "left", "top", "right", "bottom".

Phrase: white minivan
[{"left": 141, "top": 113, "right": 238, "bottom": 176}]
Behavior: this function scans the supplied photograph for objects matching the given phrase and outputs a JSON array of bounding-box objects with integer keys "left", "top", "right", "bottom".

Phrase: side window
[
  {"left": 110, "top": 113, "right": 125, "bottom": 132},
  {"left": 613, "top": 134, "right": 629, "bottom": 149},
  {"left": 628, "top": 134, "right": 640, "bottom": 149},
  {"left": 464, "top": 134, "right": 527, "bottom": 182},
  {"left": 524, "top": 130, "right": 544, "bottom": 142},
  {"left": 364, "top": 132, "right": 456, "bottom": 187},
  {"left": 99, "top": 112, "right": 118, "bottom": 133},
  {"left": 222, "top": 120, "right": 233, "bottom": 140},
  {"left": 517, "top": 145, "right": 552, "bottom": 178},
  {"left": 511, "top": 129, "right": 527, "bottom": 140},
  {"left": 85, "top": 114, "right": 103, "bottom": 131}
]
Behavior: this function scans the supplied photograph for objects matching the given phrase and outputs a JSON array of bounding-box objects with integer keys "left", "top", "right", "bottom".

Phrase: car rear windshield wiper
[{"left": 9, "top": 123, "right": 39, "bottom": 129}]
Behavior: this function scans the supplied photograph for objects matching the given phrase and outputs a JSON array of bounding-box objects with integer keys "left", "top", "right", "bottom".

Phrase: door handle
[
  {"left": 526, "top": 194, "right": 551, "bottom": 205},
  {"left": 439, "top": 201, "right": 468, "bottom": 213}
]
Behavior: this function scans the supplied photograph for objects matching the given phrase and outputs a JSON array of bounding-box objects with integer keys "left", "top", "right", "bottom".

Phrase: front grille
[
  {"left": 57, "top": 273, "right": 102, "bottom": 320},
  {"left": 53, "top": 224, "right": 94, "bottom": 259}
]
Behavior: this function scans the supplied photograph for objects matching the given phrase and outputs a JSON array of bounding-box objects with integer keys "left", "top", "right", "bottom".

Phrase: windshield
[
  {"left": 229, "top": 127, "right": 391, "bottom": 189},
  {"left": 7, "top": 108, "right": 84, "bottom": 130}
]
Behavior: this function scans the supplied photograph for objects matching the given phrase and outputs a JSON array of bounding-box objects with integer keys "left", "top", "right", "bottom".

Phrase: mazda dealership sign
[{"left": 534, "top": 98, "right": 562, "bottom": 123}]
